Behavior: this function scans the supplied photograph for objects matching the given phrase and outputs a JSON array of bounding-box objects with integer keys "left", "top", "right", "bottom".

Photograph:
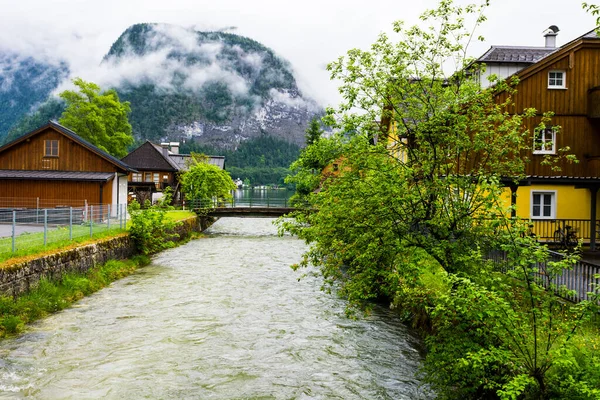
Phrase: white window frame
[
  {"left": 548, "top": 70, "right": 566, "bottom": 89},
  {"left": 533, "top": 127, "right": 557, "bottom": 155},
  {"left": 531, "top": 190, "right": 556, "bottom": 219}
]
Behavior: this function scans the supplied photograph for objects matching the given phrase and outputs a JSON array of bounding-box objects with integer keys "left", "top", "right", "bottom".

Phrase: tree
[
  {"left": 179, "top": 156, "right": 237, "bottom": 204},
  {"left": 59, "top": 78, "right": 134, "bottom": 158},
  {"left": 279, "top": 1, "right": 599, "bottom": 397},
  {"left": 305, "top": 117, "right": 324, "bottom": 146}
]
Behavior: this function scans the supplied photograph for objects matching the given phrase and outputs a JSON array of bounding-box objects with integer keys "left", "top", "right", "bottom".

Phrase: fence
[
  {"left": 489, "top": 249, "right": 600, "bottom": 303},
  {"left": 0, "top": 204, "right": 128, "bottom": 257},
  {"left": 184, "top": 197, "right": 294, "bottom": 209},
  {"left": 528, "top": 219, "right": 593, "bottom": 244}
]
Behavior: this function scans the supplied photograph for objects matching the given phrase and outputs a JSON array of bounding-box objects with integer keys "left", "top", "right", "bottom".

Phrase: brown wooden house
[
  {"left": 122, "top": 141, "right": 225, "bottom": 204},
  {"left": 0, "top": 121, "right": 134, "bottom": 210},
  {"left": 478, "top": 27, "right": 600, "bottom": 248}
]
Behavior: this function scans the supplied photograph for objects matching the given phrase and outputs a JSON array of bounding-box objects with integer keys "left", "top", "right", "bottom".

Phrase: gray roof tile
[{"left": 478, "top": 46, "right": 556, "bottom": 63}]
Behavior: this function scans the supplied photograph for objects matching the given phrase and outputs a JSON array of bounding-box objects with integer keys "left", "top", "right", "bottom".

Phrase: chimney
[
  {"left": 169, "top": 142, "right": 180, "bottom": 155},
  {"left": 543, "top": 25, "right": 559, "bottom": 48},
  {"left": 160, "top": 142, "right": 169, "bottom": 157}
]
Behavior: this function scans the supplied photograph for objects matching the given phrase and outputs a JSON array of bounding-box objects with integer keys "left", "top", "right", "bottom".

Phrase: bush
[{"left": 128, "top": 200, "right": 181, "bottom": 255}]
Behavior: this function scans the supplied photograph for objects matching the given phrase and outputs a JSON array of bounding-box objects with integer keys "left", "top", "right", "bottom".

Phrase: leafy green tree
[
  {"left": 179, "top": 157, "right": 237, "bottom": 204},
  {"left": 128, "top": 200, "right": 180, "bottom": 255},
  {"left": 305, "top": 117, "right": 324, "bottom": 146},
  {"left": 59, "top": 78, "right": 134, "bottom": 158},
  {"left": 280, "top": 0, "right": 598, "bottom": 397}
]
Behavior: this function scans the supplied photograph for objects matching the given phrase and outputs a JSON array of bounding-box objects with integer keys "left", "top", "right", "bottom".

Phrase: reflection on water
[
  {"left": 232, "top": 188, "right": 292, "bottom": 207},
  {"left": 0, "top": 218, "right": 430, "bottom": 399}
]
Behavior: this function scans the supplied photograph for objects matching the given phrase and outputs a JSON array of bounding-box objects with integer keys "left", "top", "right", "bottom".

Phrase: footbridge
[{"left": 189, "top": 198, "right": 299, "bottom": 218}]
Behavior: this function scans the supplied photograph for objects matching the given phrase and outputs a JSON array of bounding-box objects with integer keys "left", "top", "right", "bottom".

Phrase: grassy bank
[
  {"left": 0, "top": 255, "right": 150, "bottom": 338},
  {"left": 0, "top": 210, "right": 196, "bottom": 265}
]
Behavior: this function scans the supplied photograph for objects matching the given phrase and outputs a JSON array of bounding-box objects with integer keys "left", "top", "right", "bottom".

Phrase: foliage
[
  {"left": 305, "top": 117, "right": 324, "bottom": 146},
  {"left": 128, "top": 200, "right": 181, "bottom": 254},
  {"left": 2, "top": 98, "right": 65, "bottom": 145},
  {"left": 285, "top": 134, "right": 344, "bottom": 205},
  {"left": 279, "top": 0, "right": 599, "bottom": 397},
  {"left": 0, "top": 256, "right": 148, "bottom": 338},
  {"left": 182, "top": 135, "right": 301, "bottom": 185},
  {"left": 59, "top": 77, "right": 134, "bottom": 158},
  {"left": 179, "top": 159, "right": 237, "bottom": 203},
  {"left": 155, "top": 186, "right": 175, "bottom": 210}
]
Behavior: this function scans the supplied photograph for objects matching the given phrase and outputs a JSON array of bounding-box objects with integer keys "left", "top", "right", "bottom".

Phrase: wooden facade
[
  {"left": 0, "top": 122, "right": 133, "bottom": 209},
  {"left": 495, "top": 40, "right": 600, "bottom": 178}
]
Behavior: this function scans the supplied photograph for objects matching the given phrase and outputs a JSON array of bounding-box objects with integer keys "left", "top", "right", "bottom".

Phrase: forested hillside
[
  {"left": 0, "top": 53, "right": 68, "bottom": 143},
  {"left": 182, "top": 135, "right": 300, "bottom": 185}
]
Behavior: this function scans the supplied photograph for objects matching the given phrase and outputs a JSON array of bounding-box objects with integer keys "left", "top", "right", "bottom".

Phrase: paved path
[{"left": 0, "top": 224, "right": 46, "bottom": 238}]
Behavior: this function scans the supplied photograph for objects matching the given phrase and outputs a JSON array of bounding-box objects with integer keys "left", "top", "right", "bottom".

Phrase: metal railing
[
  {"left": 528, "top": 219, "right": 593, "bottom": 244},
  {"left": 184, "top": 197, "right": 293, "bottom": 209},
  {"left": 0, "top": 204, "right": 128, "bottom": 256},
  {"left": 489, "top": 249, "right": 600, "bottom": 303}
]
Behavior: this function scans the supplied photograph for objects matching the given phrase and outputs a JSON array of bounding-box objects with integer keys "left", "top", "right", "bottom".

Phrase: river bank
[
  {"left": 0, "top": 215, "right": 206, "bottom": 338},
  {"left": 0, "top": 217, "right": 429, "bottom": 398}
]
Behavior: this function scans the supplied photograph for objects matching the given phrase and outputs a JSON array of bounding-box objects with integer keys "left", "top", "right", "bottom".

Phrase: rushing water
[{"left": 0, "top": 218, "right": 429, "bottom": 399}]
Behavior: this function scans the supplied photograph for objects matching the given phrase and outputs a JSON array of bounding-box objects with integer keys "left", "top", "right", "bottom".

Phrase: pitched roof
[
  {"left": 121, "top": 141, "right": 180, "bottom": 171},
  {"left": 477, "top": 46, "right": 556, "bottom": 64},
  {"left": 0, "top": 121, "right": 135, "bottom": 173},
  {"left": 0, "top": 170, "right": 116, "bottom": 182},
  {"left": 170, "top": 154, "right": 225, "bottom": 170},
  {"left": 510, "top": 28, "right": 600, "bottom": 83}
]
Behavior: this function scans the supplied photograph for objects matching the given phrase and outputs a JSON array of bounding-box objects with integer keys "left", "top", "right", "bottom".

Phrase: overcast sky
[{"left": 0, "top": 0, "right": 594, "bottom": 107}]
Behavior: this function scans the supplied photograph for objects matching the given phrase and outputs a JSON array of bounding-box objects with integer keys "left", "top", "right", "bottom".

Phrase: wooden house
[
  {"left": 122, "top": 141, "right": 225, "bottom": 203},
  {"left": 480, "top": 27, "right": 600, "bottom": 248},
  {"left": 0, "top": 121, "right": 134, "bottom": 211}
]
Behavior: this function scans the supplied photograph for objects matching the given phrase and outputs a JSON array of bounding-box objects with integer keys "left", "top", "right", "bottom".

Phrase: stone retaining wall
[
  {"left": 0, "top": 215, "right": 206, "bottom": 298},
  {"left": 0, "top": 235, "right": 135, "bottom": 298}
]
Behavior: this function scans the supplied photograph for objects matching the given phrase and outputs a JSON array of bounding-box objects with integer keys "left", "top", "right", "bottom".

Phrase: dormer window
[
  {"left": 44, "top": 140, "right": 59, "bottom": 157},
  {"left": 533, "top": 127, "right": 557, "bottom": 154},
  {"left": 548, "top": 70, "right": 565, "bottom": 89}
]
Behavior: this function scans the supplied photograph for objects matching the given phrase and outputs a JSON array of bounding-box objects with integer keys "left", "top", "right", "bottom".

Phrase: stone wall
[
  {"left": 0, "top": 235, "right": 135, "bottom": 298},
  {"left": 0, "top": 215, "right": 206, "bottom": 298}
]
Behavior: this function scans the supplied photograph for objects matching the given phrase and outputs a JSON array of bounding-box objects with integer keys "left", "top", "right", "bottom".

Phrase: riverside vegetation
[
  {"left": 0, "top": 200, "right": 193, "bottom": 339},
  {"left": 279, "top": 1, "right": 600, "bottom": 398}
]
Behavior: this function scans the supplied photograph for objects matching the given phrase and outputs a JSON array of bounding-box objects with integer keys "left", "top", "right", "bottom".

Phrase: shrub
[{"left": 128, "top": 200, "right": 181, "bottom": 255}]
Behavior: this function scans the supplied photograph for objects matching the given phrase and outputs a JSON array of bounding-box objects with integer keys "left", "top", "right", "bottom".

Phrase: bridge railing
[{"left": 185, "top": 197, "right": 293, "bottom": 209}]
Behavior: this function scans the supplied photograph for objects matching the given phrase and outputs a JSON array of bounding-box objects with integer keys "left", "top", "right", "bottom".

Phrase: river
[{"left": 0, "top": 218, "right": 429, "bottom": 399}]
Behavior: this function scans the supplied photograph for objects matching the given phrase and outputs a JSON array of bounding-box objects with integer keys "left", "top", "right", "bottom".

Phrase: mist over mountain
[
  {"left": 1, "top": 23, "right": 322, "bottom": 150},
  {"left": 0, "top": 52, "right": 68, "bottom": 140}
]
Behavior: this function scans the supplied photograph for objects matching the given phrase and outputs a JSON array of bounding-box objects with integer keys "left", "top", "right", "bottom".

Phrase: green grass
[
  {"left": 0, "top": 210, "right": 197, "bottom": 266},
  {"left": 0, "top": 256, "right": 150, "bottom": 337},
  {"left": 164, "top": 210, "right": 195, "bottom": 221}
]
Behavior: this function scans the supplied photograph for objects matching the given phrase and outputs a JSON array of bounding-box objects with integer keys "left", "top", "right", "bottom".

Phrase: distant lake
[{"left": 232, "top": 188, "right": 293, "bottom": 207}]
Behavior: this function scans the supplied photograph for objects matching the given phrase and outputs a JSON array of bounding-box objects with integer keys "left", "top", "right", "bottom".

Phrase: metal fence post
[
  {"left": 44, "top": 209, "right": 48, "bottom": 246},
  {"left": 69, "top": 207, "right": 73, "bottom": 240},
  {"left": 12, "top": 210, "right": 16, "bottom": 253},
  {"left": 90, "top": 205, "right": 93, "bottom": 237},
  {"left": 107, "top": 204, "right": 111, "bottom": 230}
]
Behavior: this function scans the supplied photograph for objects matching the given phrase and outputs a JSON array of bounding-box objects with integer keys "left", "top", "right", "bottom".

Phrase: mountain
[
  {"left": 1, "top": 23, "right": 321, "bottom": 150},
  {"left": 0, "top": 52, "right": 68, "bottom": 142},
  {"left": 103, "top": 23, "right": 321, "bottom": 149}
]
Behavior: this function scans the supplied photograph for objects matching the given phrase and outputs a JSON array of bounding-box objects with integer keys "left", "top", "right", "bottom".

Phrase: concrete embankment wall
[{"left": 0, "top": 216, "right": 206, "bottom": 298}]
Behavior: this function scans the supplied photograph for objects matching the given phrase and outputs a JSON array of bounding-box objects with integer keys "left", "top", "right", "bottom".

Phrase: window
[
  {"left": 531, "top": 191, "right": 556, "bottom": 219},
  {"left": 144, "top": 172, "right": 153, "bottom": 182},
  {"left": 153, "top": 173, "right": 160, "bottom": 184},
  {"left": 132, "top": 173, "right": 142, "bottom": 182},
  {"left": 163, "top": 174, "right": 169, "bottom": 182},
  {"left": 533, "top": 127, "right": 556, "bottom": 154},
  {"left": 548, "top": 70, "right": 565, "bottom": 89},
  {"left": 44, "top": 140, "right": 59, "bottom": 157}
]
